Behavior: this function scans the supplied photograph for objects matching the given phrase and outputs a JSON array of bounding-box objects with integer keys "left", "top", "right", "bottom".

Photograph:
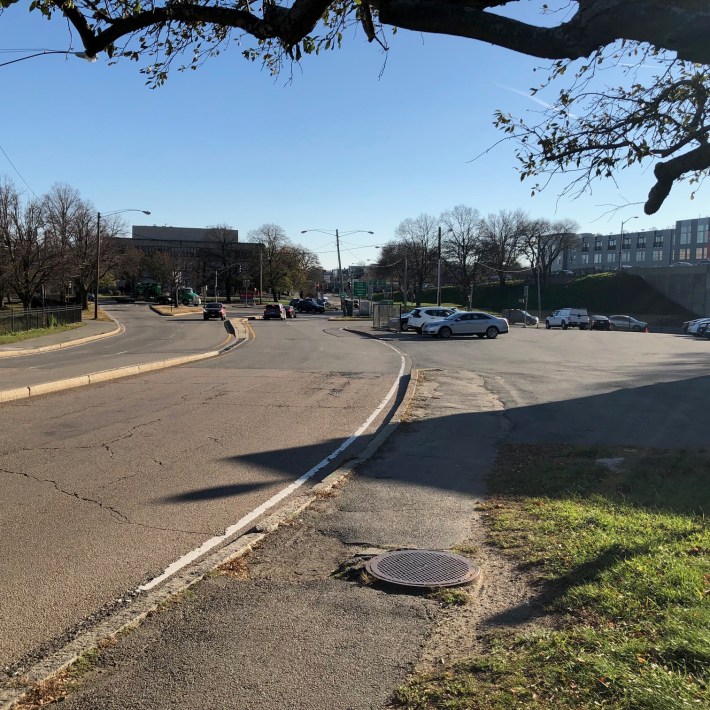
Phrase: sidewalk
[
  {"left": 0, "top": 318, "right": 119, "bottom": 358},
  {"left": 7, "top": 367, "right": 533, "bottom": 710}
]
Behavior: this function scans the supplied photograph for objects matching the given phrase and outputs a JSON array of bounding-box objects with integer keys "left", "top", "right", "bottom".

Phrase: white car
[
  {"left": 685, "top": 317, "right": 710, "bottom": 335},
  {"left": 406, "top": 307, "right": 458, "bottom": 334},
  {"left": 422, "top": 311, "right": 509, "bottom": 339},
  {"left": 545, "top": 308, "right": 590, "bottom": 330},
  {"left": 608, "top": 315, "right": 648, "bottom": 332}
]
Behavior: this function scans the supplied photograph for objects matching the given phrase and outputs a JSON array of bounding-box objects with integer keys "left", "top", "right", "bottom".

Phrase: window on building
[
  {"left": 594, "top": 237, "right": 603, "bottom": 252},
  {"left": 621, "top": 252, "right": 631, "bottom": 263},
  {"left": 652, "top": 249, "right": 663, "bottom": 261},
  {"left": 594, "top": 253, "right": 603, "bottom": 264},
  {"left": 607, "top": 237, "right": 617, "bottom": 250},
  {"left": 679, "top": 248, "right": 691, "bottom": 260},
  {"left": 697, "top": 223, "right": 709, "bottom": 242},
  {"left": 653, "top": 234, "right": 664, "bottom": 248},
  {"left": 622, "top": 236, "right": 631, "bottom": 250},
  {"left": 636, "top": 236, "right": 646, "bottom": 249},
  {"left": 634, "top": 250, "right": 644, "bottom": 261},
  {"left": 607, "top": 252, "right": 616, "bottom": 263},
  {"left": 679, "top": 225, "right": 691, "bottom": 245},
  {"left": 581, "top": 241, "right": 589, "bottom": 253},
  {"left": 581, "top": 254, "right": 589, "bottom": 264},
  {"left": 696, "top": 247, "right": 707, "bottom": 260}
]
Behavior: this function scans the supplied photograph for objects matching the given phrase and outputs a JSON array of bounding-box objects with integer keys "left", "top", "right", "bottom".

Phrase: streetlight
[
  {"left": 300, "top": 229, "right": 374, "bottom": 297},
  {"left": 436, "top": 226, "right": 454, "bottom": 306},
  {"left": 619, "top": 216, "right": 639, "bottom": 270},
  {"left": 0, "top": 49, "right": 97, "bottom": 69},
  {"left": 95, "top": 209, "right": 151, "bottom": 319}
]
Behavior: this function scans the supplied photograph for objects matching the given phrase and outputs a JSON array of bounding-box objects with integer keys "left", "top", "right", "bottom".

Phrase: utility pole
[
  {"left": 436, "top": 226, "right": 442, "bottom": 306},
  {"left": 336, "top": 228, "right": 344, "bottom": 296},
  {"left": 95, "top": 211, "right": 101, "bottom": 320},
  {"left": 403, "top": 254, "right": 408, "bottom": 308},
  {"left": 259, "top": 246, "right": 263, "bottom": 305}
]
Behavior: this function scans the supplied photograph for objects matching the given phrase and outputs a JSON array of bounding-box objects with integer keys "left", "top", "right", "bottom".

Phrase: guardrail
[{"left": 0, "top": 304, "right": 83, "bottom": 335}]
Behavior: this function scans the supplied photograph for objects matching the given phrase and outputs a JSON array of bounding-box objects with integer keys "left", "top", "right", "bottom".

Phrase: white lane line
[{"left": 138, "top": 353, "right": 406, "bottom": 592}]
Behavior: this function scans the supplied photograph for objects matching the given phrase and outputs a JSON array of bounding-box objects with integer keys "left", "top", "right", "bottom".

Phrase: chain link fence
[{"left": 0, "top": 305, "right": 83, "bottom": 336}]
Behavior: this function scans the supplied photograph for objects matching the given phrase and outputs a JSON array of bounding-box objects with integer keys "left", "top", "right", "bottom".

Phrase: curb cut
[{"left": 0, "top": 367, "right": 418, "bottom": 710}]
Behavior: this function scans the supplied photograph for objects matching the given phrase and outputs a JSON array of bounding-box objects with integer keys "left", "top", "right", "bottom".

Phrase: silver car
[
  {"left": 608, "top": 315, "right": 648, "bottom": 332},
  {"left": 422, "top": 311, "right": 509, "bottom": 339}
]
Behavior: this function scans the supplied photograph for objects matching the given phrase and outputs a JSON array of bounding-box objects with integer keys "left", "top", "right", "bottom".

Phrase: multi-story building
[{"left": 554, "top": 217, "right": 710, "bottom": 273}]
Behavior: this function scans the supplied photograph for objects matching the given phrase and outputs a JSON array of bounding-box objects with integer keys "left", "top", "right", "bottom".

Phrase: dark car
[
  {"left": 284, "top": 305, "right": 297, "bottom": 319},
  {"left": 295, "top": 298, "right": 325, "bottom": 314},
  {"left": 263, "top": 303, "right": 286, "bottom": 320},
  {"left": 203, "top": 302, "right": 227, "bottom": 320},
  {"left": 589, "top": 314, "right": 611, "bottom": 330},
  {"left": 156, "top": 294, "right": 174, "bottom": 305}
]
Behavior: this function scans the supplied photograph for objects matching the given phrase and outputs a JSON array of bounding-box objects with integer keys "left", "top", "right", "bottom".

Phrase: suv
[
  {"left": 263, "top": 303, "right": 286, "bottom": 320},
  {"left": 545, "top": 308, "right": 590, "bottom": 330},
  {"left": 295, "top": 298, "right": 325, "bottom": 314},
  {"left": 406, "top": 307, "right": 457, "bottom": 334},
  {"left": 203, "top": 302, "right": 227, "bottom": 320}
]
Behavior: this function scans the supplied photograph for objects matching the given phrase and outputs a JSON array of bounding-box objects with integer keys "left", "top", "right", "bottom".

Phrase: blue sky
[{"left": 1, "top": 5, "right": 704, "bottom": 270}]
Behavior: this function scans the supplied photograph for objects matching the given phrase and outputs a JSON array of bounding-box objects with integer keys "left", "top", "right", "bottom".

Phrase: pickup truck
[{"left": 545, "top": 308, "right": 590, "bottom": 330}]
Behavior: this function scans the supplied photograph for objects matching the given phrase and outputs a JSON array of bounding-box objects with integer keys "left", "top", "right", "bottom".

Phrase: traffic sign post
[
  {"left": 523, "top": 285, "right": 529, "bottom": 327},
  {"left": 353, "top": 280, "right": 367, "bottom": 297}
]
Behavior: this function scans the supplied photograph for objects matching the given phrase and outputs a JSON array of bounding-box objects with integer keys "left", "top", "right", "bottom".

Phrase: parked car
[
  {"left": 203, "top": 302, "right": 227, "bottom": 320},
  {"left": 284, "top": 304, "right": 297, "bottom": 319},
  {"left": 502, "top": 308, "right": 539, "bottom": 326},
  {"left": 545, "top": 308, "right": 590, "bottom": 330},
  {"left": 422, "top": 311, "right": 509, "bottom": 339},
  {"left": 608, "top": 315, "right": 649, "bottom": 332},
  {"left": 589, "top": 314, "right": 611, "bottom": 331},
  {"left": 263, "top": 303, "right": 286, "bottom": 320},
  {"left": 685, "top": 317, "right": 710, "bottom": 335},
  {"left": 156, "top": 294, "right": 174, "bottom": 305},
  {"left": 295, "top": 298, "right": 325, "bottom": 314},
  {"left": 406, "top": 307, "right": 457, "bottom": 334}
]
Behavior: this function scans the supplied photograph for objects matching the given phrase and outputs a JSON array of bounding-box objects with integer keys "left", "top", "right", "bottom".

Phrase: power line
[{"left": 0, "top": 144, "right": 37, "bottom": 198}]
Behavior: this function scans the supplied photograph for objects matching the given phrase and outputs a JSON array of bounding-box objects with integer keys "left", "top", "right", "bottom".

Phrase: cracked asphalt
[{"left": 54, "top": 370, "right": 501, "bottom": 710}]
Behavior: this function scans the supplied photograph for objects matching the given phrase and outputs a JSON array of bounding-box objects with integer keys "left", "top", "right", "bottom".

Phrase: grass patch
[
  {"left": 391, "top": 445, "right": 710, "bottom": 709},
  {"left": 0, "top": 322, "right": 83, "bottom": 345}
]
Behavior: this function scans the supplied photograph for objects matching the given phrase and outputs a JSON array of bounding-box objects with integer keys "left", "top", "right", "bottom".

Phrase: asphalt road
[
  {"left": 389, "top": 324, "right": 710, "bottom": 448},
  {"left": 0, "top": 303, "right": 232, "bottom": 389},
  {"left": 5, "top": 316, "right": 710, "bottom": 678},
  {"left": 0, "top": 313, "right": 404, "bottom": 671}
]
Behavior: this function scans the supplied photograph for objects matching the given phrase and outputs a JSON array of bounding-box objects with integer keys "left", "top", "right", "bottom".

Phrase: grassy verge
[
  {"left": 392, "top": 445, "right": 709, "bottom": 709},
  {"left": 0, "top": 322, "right": 83, "bottom": 345}
]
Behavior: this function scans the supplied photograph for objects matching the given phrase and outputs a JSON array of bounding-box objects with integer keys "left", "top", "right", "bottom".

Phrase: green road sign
[{"left": 353, "top": 280, "right": 367, "bottom": 297}]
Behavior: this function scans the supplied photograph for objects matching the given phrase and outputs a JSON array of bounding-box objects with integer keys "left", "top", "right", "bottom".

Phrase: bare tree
[
  {"left": 520, "top": 218, "right": 579, "bottom": 285},
  {"left": 394, "top": 214, "right": 439, "bottom": 305},
  {"left": 440, "top": 205, "right": 483, "bottom": 299},
  {"left": 479, "top": 209, "right": 529, "bottom": 288},
  {"left": 247, "top": 224, "right": 292, "bottom": 302},
  {"left": 0, "top": 179, "right": 62, "bottom": 308},
  {"left": 202, "top": 224, "right": 240, "bottom": 301},
  {"left": 115, "top": 244, "right": 146, "bottom": 296}
]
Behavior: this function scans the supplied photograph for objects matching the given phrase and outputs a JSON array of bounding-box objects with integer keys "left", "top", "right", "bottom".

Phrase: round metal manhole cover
[{"left": 365, "top": 550, "right": 480, "bottom": 588}]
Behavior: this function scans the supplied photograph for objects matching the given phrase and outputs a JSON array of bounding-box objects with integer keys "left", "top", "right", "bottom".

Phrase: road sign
[{"left": 353, "top": 280, "right": 367, "bottom": 297}]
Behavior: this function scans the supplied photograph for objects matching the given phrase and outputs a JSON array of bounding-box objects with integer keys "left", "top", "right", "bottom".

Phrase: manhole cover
[{"left": 365, "top": 549, "right": 480, "bottom": 588}]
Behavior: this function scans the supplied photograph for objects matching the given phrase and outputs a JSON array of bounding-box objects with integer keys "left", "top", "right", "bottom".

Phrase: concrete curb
[
  {"left": 0, "top": 320, "right": 121, "bottom": 359},
  {"left": 0, "top": 319, "right": 250, "bottom": 404},
  {"left": 0, "top": 365, "right": 418, "bottom": 710}
]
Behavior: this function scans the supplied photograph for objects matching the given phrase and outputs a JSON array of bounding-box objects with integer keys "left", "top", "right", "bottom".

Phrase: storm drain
[{"left": 365, "top": 549, "right": 480, "bottom": 588}]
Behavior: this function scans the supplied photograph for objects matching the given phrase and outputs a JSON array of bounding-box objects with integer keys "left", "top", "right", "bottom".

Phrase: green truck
[{"left": 177, "top": 287, "right": 201, "bottom": 306}]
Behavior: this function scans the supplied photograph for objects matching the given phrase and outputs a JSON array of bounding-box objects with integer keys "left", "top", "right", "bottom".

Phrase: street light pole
[
  {"left": 619, "top": 216, "right": 639, "bottom": 270},
  {"left": 336, "top": 228, "right": 343, "bottom": 296},
  {"left": 95, "top": 208, "right": 151, "bottom": 319},
  {"left": 436, "top": 226, "right": 442, "bottom": 306}
]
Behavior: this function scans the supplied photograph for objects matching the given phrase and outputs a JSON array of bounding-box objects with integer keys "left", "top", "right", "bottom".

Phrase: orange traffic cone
[{"left": 644, "top": 327, "right": 649, "bottom": 333}]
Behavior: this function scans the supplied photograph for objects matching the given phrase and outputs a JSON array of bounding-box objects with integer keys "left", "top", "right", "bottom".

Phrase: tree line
[
  {"left": 373, "top": 206, "right": 577, "bottom": 306},
  {"left": 0, "top": 179, "right": 323, "bottom": 309}
]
